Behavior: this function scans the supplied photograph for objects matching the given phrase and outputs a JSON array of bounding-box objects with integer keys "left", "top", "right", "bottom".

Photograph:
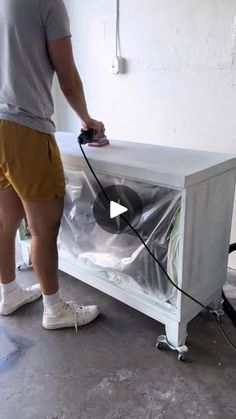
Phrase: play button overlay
[
  {"left": 110, "top": 201, "right": 128, "bottom": 219},
  {"left": 93, "top": 185, "right": 143, "bottom": 234}
]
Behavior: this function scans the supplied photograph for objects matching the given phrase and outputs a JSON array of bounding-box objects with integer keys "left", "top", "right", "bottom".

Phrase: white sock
[
  {"left": 43, "top": 290, "right": 61, "bottom": 308},
  {"left": 1, "top": 279, "right": 18, "bottom": 297}
]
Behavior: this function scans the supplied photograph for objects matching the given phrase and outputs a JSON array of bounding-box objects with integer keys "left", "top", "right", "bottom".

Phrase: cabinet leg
[
  {"left": 156, "top": 321, "right": 188, "bottom": 360},
  {"left": 165, "top": 320, "right": 188, "bottom": 347},
  {"left": 16, "top": 244, "right": 32, "bottom": 271},
  {"left": 209, "top": 288, "right": 224, "bottom": 321}
]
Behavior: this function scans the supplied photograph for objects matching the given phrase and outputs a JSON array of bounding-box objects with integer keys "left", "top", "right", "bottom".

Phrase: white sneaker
[
  {"left": 42, "top": 300, "right": 100, "bottom": 331},
  {"left": 0, "top": 283, "right": 42, "bottom": 316}
]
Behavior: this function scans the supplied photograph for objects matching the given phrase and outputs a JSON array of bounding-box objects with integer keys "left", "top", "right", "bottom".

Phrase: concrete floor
[{"left": 0, "top": 266, "right": 236, "bottom": 419}]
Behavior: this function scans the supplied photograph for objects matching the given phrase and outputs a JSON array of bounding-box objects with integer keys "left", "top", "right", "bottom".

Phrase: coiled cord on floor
[{"left": 79, "top": 141, "right": 236, "bottom": 354}]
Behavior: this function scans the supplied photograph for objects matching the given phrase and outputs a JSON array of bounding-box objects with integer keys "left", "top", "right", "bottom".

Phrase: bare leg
[
  {"left": 22, "top": 197, "right": 64, "bottom": 295},
  {"left": 0, "top": 187, "right": 25, "bottom": 284}
]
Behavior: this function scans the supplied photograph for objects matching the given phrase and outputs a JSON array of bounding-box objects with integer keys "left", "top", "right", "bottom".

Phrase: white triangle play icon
[{"left": 110, "top": 201, "right": 128, "bottom": 219}]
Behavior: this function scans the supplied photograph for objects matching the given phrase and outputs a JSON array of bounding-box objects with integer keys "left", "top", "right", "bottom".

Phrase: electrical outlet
[{"left": 110, "top": 56, "right": 123, "bottom": 74}]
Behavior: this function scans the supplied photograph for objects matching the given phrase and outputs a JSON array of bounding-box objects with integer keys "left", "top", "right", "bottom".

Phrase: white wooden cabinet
[{"left": 19, "top": 132, "right": 236, "bottom": 358}]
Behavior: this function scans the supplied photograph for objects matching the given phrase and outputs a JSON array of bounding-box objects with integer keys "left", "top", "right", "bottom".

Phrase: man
[{"left": 0, "top": 0, "right": 104, "bottom": 329}]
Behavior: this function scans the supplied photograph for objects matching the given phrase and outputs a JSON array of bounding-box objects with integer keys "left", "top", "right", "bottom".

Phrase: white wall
[
  {"left": 55, "top": 0, "right": 236, "bottom": 151},
  {"left": 54, "top": 0, "right": 236, "bottom": 266}
]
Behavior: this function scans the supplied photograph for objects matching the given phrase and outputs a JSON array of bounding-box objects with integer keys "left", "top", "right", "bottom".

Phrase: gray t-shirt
[{"left": 0, "top": 0, "right": 71, "bottom": 134}]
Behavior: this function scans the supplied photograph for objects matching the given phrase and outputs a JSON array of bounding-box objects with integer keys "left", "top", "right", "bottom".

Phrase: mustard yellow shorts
[{"left": 0, "top": 120, "right": 65, "bottom": 202}]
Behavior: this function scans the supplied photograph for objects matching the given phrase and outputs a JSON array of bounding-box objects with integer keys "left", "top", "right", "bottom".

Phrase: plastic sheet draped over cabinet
[{"left": 58, "top": 169, "right": 182, "bottom": 305}]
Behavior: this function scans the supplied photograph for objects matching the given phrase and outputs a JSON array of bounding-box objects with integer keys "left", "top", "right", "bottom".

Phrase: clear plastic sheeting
[{"left": 58, "top": 169, "right": 182, "bottom": 305}]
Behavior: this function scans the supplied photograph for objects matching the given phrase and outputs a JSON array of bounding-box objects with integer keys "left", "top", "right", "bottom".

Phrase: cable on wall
[
  {"left": 115, "top": 0, "right": 120, "bottom": 58},
  {"left": 110, "top": 0, "right": 123, "bottom": 74}
]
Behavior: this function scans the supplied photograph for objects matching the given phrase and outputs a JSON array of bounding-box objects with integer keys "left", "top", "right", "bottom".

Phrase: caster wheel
[
  {"left": 178, "top": 354, "right": 185, "bottom": 361},
  {"left": 156, "top": 342, "right": 166, "bottom": 350}
]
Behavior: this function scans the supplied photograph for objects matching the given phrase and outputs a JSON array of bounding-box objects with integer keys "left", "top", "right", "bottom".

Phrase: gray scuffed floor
[{"left": 0, "top": 259, "right": 236, "bottom": 418}]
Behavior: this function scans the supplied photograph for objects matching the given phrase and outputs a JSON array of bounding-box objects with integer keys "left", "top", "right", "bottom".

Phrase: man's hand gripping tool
[{"left": 78, "top": 129, "right": 110, "bottom": 147}]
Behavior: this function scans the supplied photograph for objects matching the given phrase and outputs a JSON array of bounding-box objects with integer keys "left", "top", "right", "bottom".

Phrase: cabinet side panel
[{"left": 179, "top": 170, "right": 236, "bottom": 321}]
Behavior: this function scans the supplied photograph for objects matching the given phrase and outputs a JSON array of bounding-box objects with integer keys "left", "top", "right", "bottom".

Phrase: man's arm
[{"left": 47, "top": 37, "right": 104, "bottom": 137}]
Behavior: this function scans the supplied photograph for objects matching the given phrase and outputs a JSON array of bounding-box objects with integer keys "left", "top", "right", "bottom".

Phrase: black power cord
[{"left": 78, "top": 139, "right": 236, "bottom": 354}]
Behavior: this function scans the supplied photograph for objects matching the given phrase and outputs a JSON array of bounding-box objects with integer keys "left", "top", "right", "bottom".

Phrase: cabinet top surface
[{"left": 56, "top": 132, "right": 236, "bottom": 188}]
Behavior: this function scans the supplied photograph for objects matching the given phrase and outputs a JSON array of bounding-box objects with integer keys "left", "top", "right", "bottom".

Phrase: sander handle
[{"left": 78, "top": 129, "right": 96, "bottom": 145}]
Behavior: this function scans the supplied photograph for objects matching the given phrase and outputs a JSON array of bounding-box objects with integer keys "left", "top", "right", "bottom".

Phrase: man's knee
[
  {"left": 28, "top": 219, "right": 61, "bottom": 239},
  {"left": 23, "top": 197, "right": 64, "bottom": 239},
  {"left": 0, "top": 215, "right": 23, "bottom": 235}
]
